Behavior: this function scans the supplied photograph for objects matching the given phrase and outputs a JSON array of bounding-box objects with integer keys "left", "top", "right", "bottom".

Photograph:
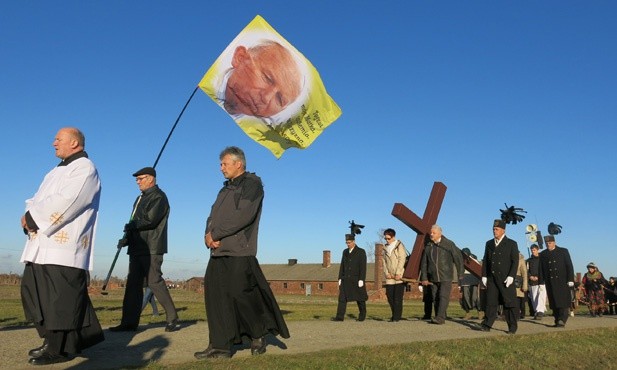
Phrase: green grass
[
  {"left": 144, "top": 328, "right": 617, "bottom": 370},
  {"left": 0, "top": 285, "right": 437, "bottom": 326}
]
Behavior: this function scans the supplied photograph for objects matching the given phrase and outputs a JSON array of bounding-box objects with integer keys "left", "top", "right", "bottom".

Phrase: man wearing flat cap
[
  {"left": 539, "top": 235, "right": 574, "bottom": 327},
  {"left": 478, "top": 219, "right": 520, "bottom": 334},
  {"left": 110, "top": 167, "right": 179, "bottom": 332},
  {"left": 332, "top": 234, "right": 368, "bottom": 321}
]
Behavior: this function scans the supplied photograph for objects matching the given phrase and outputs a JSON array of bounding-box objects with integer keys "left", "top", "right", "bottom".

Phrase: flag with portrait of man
[{"left": 198, "top": 15, "right": 342, "bottom": 158}]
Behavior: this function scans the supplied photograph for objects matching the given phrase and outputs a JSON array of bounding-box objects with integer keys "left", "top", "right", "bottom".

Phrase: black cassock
[
  {"left": 205, "top": 256, "right": 290, "bottom": 350},
  {"left": 21, "top": 263, "right": 104, "bottom": 354}
]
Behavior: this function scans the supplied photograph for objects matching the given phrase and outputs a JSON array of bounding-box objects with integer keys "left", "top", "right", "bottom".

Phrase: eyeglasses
[{"left": 136, "top": 176, "right": 149, "bottom": 182}]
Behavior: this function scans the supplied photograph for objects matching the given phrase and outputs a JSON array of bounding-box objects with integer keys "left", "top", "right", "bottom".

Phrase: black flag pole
[
  {"left": 153, "top": 85, "right": 200, "bottom": 168},
  {"left": 101, "top": 85, "right": 199, "bottom": 294}
]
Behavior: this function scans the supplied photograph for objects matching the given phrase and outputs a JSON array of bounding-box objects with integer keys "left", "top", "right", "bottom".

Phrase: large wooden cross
[{"left": 392, "top": 181, "right": 482, "bottom": 280}]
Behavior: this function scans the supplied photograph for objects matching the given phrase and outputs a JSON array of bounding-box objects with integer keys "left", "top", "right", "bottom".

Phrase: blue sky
[{"left": 1, "top": 1, "right": 615, "bottom": 281}]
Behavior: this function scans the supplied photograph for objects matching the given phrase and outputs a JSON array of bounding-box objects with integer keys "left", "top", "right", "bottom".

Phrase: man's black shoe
[
  {"left": 109, "top": 324, "right": 137, "bottom": 332},
  {"left": 194, "top": 346, "right": 232, "bottom": 359},
  {"left": 251, "top": 337, "right": 267, "bottom": 355},
  {"left": 356, "top": 317, "right": 365, "bottom": 322},
  {"left": 554, "top": 320, "right": 566, "bottom": 327},
  {"left": 28, "top": 341, "right": 48, "bottom": 358},
  {"left": 165, "top": 319, "right": 180, "bottom": 332},
  {"left": 28, "top": 352, "right": 70, "bottom": 365},
  {"left": 330, "top": 317, "right": 344, "bottom": 321},
  {"left": 474, "top": 324, "right": 490, "bottom": 332},
  {"left": 430, "top": 318, "right": 445, "bottom": 325},
  {"left": 421, "top": 315, "right": 431, "bottom": 320},
  {"left": 506, "top": 330, "right": 516, "bottom": 335}
]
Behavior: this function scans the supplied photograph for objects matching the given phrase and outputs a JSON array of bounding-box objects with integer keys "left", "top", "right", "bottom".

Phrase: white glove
[
  {"left": 338, "top": 279, "right": 341, "bottom": 286},
  {"left": 539, "top": 284, "right": 545, "bottom": 292},
  {"left": 418, "top": 285, "right": 423, "bottom": 293},
  {"left": 568, "top": 281, "right": 574, "bottom": 287},
  {"left": 505, "top": 276, "right": 514, "bottom": 288},
  {"left": 358, "top": 280, "right": 364, "bottom": 288},
  {"left": 481, "top": 277, "right": 487, "bottom": 287}
]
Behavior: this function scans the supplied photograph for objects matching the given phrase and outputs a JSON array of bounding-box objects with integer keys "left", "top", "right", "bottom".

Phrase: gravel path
[{"left": 2, "top": 315, "right": 617, "bottom": 369}]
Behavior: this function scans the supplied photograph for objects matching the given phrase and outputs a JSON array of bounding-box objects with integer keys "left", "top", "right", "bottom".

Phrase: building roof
[{"left": 260, "top": 263, "right": 376, "bottom": 282}]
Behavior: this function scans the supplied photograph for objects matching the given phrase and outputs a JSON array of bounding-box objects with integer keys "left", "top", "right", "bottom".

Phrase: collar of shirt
[
  {"left": 58, "top": 151, "right": 88, "bottom": 167},
  {"left": 385, "top": 239, "right": 397, "bottom": 255},
  {"left": 495, "top": 235, "right": 505, "bottom": 246}
]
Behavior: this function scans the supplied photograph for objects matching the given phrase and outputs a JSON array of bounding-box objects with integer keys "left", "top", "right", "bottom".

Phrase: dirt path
[{"left": 2, "top": 315, "right": 617, "bottom": 369}]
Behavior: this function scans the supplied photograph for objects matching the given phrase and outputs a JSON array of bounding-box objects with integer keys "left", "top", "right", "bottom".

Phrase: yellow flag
[{"left": 198, "top": 15, "right": 342, "bottom": 158}]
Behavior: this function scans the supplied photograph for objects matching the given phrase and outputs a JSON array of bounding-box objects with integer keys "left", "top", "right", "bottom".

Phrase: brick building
[{"left": 187, "top": 245, "right": 464, "bottom": 301}]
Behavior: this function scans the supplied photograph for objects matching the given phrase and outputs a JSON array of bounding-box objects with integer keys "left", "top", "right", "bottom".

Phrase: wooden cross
[{"left": 392, "top": 181, "right": 482, "bottom": 280}]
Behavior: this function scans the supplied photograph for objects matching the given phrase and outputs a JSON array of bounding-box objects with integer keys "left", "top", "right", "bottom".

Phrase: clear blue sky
[{"left": 1, "top": 1, "right": 615, "bottom": 281}]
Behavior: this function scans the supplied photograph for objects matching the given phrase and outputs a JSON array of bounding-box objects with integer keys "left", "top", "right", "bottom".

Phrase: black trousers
[
  {"left": 431, "top": 281, "right": 452, "bottom": 321},
  {"left": 335, "top": 300, "right": 366, "bottom": 320},
  {"left": 423, "top": 285, "right": 433, "bottom": 318},
  {"left": 482, "top": 279, "right": 518, "bottom": 332},
  {"left": 385, "top": 284, "right": 405, "bottom": 320},
  {"left": 553, "top": 307, "right": 570, "bottom": 324},
  {"left": 121, "top": 254, "right": 177, "bottom": 326},
  {"left": 205, "top": 256, "right": 289, "bottom": 350}
]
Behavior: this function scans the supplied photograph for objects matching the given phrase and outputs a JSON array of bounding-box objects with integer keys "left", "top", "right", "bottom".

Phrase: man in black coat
[
  {"left": 332, "top": 234, "right": 368, "bottom": 321},
  {"left": 110, "top": 167, "right": 179, "bottom": 332},
  {"left": 479, "top": 219, "right": 520, "bottom": 334},
  {"left": 539, "top": 235, "right": 575, "bottom": 327}
]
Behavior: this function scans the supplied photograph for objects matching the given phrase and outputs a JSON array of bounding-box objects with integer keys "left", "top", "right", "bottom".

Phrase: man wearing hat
[
  {"left": 332, "top": 234, "right": 368, "bottom": 321},
  {"left": 526, "top": 244, "right": 546, "bottom": 319},
  {"left": 539, "top": 235, "right": 574, "bottom": 327},
  {"left": 110, "top": 166, "right": 179, "bottom": 332},
  {"left": 478, "top": 219, "right": 520, "bottom": 334}
]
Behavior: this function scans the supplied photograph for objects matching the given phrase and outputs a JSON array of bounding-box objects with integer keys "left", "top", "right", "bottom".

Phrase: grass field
[
  {"left": 3, "top": 285, "right": 616, "bottom": 369},
  {"left": 0, "top": 285, "right": 436, "bottom": 326}
]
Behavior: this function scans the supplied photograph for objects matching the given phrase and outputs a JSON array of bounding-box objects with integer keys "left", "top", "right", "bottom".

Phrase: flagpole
[
  {"left": 152, "top": 85, "right": 199, "bottom": 169},
  {"left": 100, "top": 86, "right": 199, "bottom": 294}
]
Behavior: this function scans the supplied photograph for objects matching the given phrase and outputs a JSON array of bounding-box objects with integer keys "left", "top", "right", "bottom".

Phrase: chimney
[
  {"left": 375, "top": 243, "right": 384, "bottom": 289},
  {"left": 288, "top": 259, "right": 297, "bottom": 266},
  {"left": 322, "top": 250, "right": 331, "bottom": 268}
]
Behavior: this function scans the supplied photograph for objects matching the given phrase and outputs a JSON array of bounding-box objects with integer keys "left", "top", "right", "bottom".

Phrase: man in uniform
[
  {"left": 332, "top": 234, "right": 368, "bottom": 322},
  {"left": 20, "top": 127, "right": 104, "bottom": 365},
  {"left": 478, "top": 219, "right": 520, "bottom": 334},
  {"left": 539, "top": 235, "right": 575, "bottom": 327}
]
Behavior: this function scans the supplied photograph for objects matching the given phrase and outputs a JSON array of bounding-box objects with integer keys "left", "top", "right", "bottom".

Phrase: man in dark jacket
[
  {"left": 194, "top": 147, "right": 289, "bottom": 360},
  {"left": 479, "top": 219, "right": 520, "bottom": 334},
  {"left": 110, "top": 167, "right": 179, "bottom": 332},
  {"left": 527, "top": 244, "right": 546, "bottom": 319},
  {"left": 420, "top": 225, "right": 464, "bottom": 324},
  {"left": 540, "top": 235, "right": 574, "bottom": 327},
  {"left": 332, "top": 234, "right": 369, "bottom": 322}
]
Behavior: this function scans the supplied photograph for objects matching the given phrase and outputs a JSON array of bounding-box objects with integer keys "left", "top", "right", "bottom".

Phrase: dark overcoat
[
  {"left": 338, "top": 246, "right": 368, "bottom": 302},
  {"left": 539, "top": 246, "right": 574, "bottom": 309},
  {"left": 481, "top": 236, "right": 519, "bottom": 308}
]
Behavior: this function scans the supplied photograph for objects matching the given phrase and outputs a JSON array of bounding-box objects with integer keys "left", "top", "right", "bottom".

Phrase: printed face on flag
[{"left": 199, "top": 15, "right": 341, "bottom": 158}]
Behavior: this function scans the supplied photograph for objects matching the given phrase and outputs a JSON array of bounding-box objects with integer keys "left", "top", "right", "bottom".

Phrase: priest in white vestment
[{"left": 20, "top": 127, "right": 104, "bottom": 365}]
